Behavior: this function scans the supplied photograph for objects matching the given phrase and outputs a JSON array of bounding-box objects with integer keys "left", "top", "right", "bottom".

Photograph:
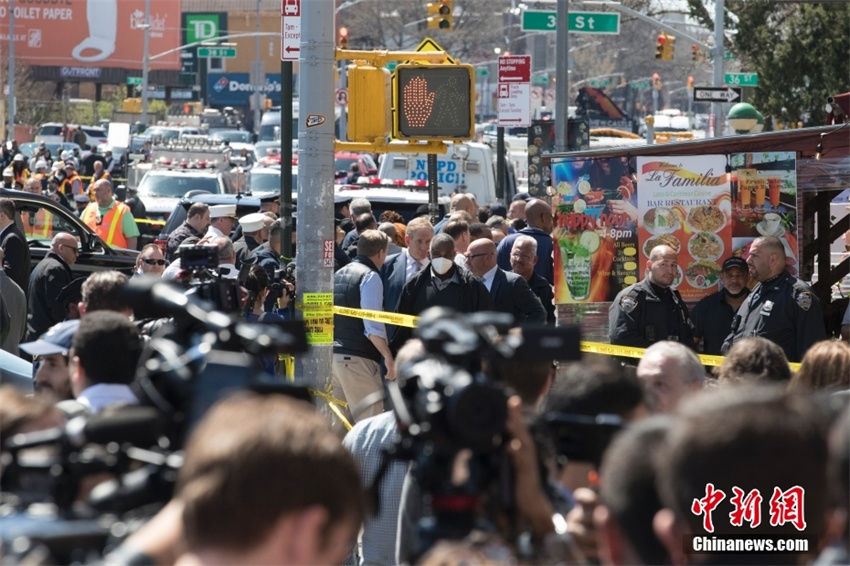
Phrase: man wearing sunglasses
[
  {"left": 26, "top": 232, "right": 78, "bottom": 341},
  {"left": 134, "top": 243, "right": 166, "bottom": 278}
]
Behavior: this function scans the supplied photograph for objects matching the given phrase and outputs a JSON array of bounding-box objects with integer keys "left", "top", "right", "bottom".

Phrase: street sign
[
  {"left": 725, "top": 72, "right": 759, "bottom": 87},
  {"left": 198, "top": 47, "right": 236, "bottom": 58},
  {"left": 281, "top": 0, "right": 301, "bottom": 61},
  {"left": 335, "top": 87, "right": 348, "bottom": 106},
  {"left": 498, "top": 55, "right": 531, "bottom": 83},
  {"left": 498, "top": 55, "right": 531, "bottom": 127},
  {"left": 126, "top": 77, "right": 142, "bottom": 85},
  {"left": 521, "top": 10, "right": 620, "bottom": 34},
  {"left": 588, "top": 78, "right": 610, "bottom": 87},
  {"left": 693, "top": 86, "right": 742, "bottom": 103},
  {"left": 410, "top": 37, "right": 456, "bottom": 64},
  {"left": 475, "top": 68, "right": 488, "bottom": 77}
]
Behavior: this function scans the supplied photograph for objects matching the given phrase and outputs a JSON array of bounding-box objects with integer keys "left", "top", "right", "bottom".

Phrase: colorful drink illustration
[
  {"left": 560, "top": 231, "right": 600, "bottom": 300},
  {"left": 754, "top": 178, "right": 767, "bottom": 208},
  {"left": 768, "top": 177, "right": 781, "bottom": 207}
]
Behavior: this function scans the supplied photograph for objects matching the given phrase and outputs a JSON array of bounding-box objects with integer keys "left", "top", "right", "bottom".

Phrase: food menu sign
[
  {"left": 636, "top": 155, "right": 731, "bottom": 302},
  {"left": 729, "top": 151, "right": 798, "bottom": 275},
  {"left": 551, "top": 156, "right": 639, "bottom": 303}
]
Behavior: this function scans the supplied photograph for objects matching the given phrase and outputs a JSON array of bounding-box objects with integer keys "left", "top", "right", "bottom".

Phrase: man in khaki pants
[{"left": 332, "top": 230, "right": 395, "bottom": 424}]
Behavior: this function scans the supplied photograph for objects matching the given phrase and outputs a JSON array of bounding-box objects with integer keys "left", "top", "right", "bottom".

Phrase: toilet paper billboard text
[{"left": 0, "top": 0, "right": 181, "bottom": 69}]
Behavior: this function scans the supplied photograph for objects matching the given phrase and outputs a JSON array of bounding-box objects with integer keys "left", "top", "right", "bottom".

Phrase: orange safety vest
[
  {"left": 22, "top": 208, "right": 53, "bottom": 239},
  {"left": 61, "top": 173, "right": 83, "bottom": 197},
  {"left": 14, "top": 168, "right": 29, "bottom": 185},
  {"left": 82, "top": 200, "right": 130, "bottom": 248}
]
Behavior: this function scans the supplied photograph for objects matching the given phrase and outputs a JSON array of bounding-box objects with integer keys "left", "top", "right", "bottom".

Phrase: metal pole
[
  {"left": 281, "top": 60, "right": 293, "bottom": 259},
  {"left": 496, "top": 126, "right": 505, "bottom": 199},
  {"left": 253, "top": 0, "right": 262, "bottom": 138},
  {"left": 296, "top": 0, "right": 335, "bottom": 389},
  {"left": 427, "top": 154, "right": 439, "bottom": 224},
  {"left": 141, "top": 0, "right": 151, "bottom": 125},
  {"left": 712, "top": 0, "right": 724, "bottom": 137},
  {"left": 7, "top": 0, "right": 15, "bottom": 141},
  {"left": 554, "top": 0, "right": 569, "bottom": 152}
]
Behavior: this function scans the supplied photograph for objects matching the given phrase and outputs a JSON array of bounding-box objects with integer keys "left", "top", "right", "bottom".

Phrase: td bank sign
[{"left": 186, "top": 14, "right": 223, "bottom": 44}]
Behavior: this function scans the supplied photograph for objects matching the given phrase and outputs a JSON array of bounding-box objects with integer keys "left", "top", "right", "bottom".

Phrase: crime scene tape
[
  {"left": 331, "top": 306, "right": 802, "bottom": 371},
  {"left": 135, "top": 218, "right": 166, "bottom": 227},
  {"left": 332, "top": 305, "right": 419, "bottom": 328},
  {"left": 308, "top": 385, "right": 352, "bottom": 431}
]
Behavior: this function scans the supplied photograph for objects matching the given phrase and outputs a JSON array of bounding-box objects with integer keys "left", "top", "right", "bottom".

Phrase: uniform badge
[
  {"left": 795, "top": 291, "right": 812, "bottom": 311},
  {"left": 620, "top": 295, "right": 638, "bottom": 313}
]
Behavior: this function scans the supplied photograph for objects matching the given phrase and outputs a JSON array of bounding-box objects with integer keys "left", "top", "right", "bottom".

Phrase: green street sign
[
  {"left": 725, "top": 72, "right": 758, "bottom": 87},
  {"left": 198, "top": 47, "right": 237, "bottom": 58},
  {"left": 385, "top": 61, "right": 398, "bottom": 72},
  {"left": 532, "top": 75, "right": 549, "bottom": 85},
  {"left": 631, "top": 80, "right": 650, "bottom": 90},
  {"left": 588, "top": 78, "right": 610, "bottom": 87},
  {"left": 521, "top": 10, "right": 620, "bottom": 34},
  {"left": 476, "top": 68, "right": 488, "bottom": 77},
  {"left": 126, "top": 77, "right": 143, "bottom": 85}
]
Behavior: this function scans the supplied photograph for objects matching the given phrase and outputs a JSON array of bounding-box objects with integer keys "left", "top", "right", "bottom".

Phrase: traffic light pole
[
  {"left": 281, "top": 59, "right": 293, "bottom": 259},
  {"left": 296, "top": 0, "right": 335, "bottom": 390},
  {"left": 712, "top": 0, "right": 725, "bottom": 137},
  {"left": 554, "top": 0, "right": 569, "bottom": 152}
]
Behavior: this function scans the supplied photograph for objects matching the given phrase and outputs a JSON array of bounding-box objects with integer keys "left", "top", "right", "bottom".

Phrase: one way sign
[{"left": 693, "top": 86, "right": 742, "bottom": 103}]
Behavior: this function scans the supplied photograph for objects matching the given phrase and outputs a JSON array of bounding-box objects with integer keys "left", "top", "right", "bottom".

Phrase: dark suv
[{"left": 1, "top": 189, "right": 138, "bottom": 277}]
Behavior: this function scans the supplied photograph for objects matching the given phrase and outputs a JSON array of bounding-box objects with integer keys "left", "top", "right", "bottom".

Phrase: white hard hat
[{"left": 35, "top": 159, "right": 47, "bottom": 170}]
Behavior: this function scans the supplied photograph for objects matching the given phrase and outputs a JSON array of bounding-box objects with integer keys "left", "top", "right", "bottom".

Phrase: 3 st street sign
[
  {"left": 521, "top": 10, "right": 620, "bottom": 34},
  {"left": 693, "top": 86, "right": 742, "bottom": 103}
]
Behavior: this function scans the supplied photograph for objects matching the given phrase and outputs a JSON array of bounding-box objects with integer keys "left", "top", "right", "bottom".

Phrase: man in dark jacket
[
  {"left": 496, "top": 198, "right": 554, "bottom": 285},
  {"left": 26, "top": 232, "right": 77, "bottom": 341},
  {"left": 0, "top": 197, "right": 31, "bottom": 293},
  {"left": 165, "top": 202, "right": 209, "bottom": 261},
  {"left": 465, "top": 237, "right": 546, "bottom": 324},
  {"left": 394, "top": 234, "right": 492, "bottom": 350},
  {"left": 509, "top": 235, "right": 555, "bottom": 324}
]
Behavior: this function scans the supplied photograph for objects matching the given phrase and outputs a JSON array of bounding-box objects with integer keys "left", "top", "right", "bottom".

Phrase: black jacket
[
  {"left": 609, "top": 278, "right": 694, "bottom": 348},
  {"left": 1, "top": 223, "right": 31, "bottom": 295},
  {"left": 26, "top": 251, "right": 72, "bottom": 340},
  {"left": 489, "top": 268, "right": 546, "bottom": 324},
  {"left": 527, "top": 271, "right": 556, "bottom": 325},
  {"left": 721, "top": 271, "right": 826, "bottom": 362},
  {"left": 165, "top": 222, "right": 203, "bottom": 262},
  {"left": 333, "top": 257, "right": 381, "bottom": 361}
]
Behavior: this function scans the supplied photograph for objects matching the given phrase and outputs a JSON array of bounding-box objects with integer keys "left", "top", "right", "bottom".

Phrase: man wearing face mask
[
  {"left": 394, "top": 233, "right": 492, "bottom": 350},
  {"left": 690, "top": 257, "right": 750, "bottom": 355}
]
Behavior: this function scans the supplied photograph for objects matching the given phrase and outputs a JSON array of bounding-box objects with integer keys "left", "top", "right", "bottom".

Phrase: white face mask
[{"left": 430, "top": 257, "right": 454, "bottom": 275}]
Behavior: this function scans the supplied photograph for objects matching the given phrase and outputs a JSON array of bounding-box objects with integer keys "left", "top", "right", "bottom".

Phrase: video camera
[
  {"left": 380, "top": 308, "right": 595, "bottom": 561},
  {"left": 178, "top": 244, "right": 240, "bottom": 313}
]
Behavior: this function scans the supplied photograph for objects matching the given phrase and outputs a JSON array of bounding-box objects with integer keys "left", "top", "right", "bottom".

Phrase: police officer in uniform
[
  {"left": 721, "top": 236, "right": 825, "bottom": 362},
  {"left": 609, "top": 243, "right": 694, "bottom": 348}
]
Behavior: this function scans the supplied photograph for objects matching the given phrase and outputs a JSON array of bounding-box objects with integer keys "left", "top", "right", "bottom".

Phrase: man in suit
[
  {"left": 380, "top": 216, "right": 433, "bottom": 342},
  {"left": 0, "top": 197, "right": 31, "bottom": 293},
  {"left": 466, "top": 237, "right": 546, "bottom": 324},
  {"left": 497, "top": 198, "right": 554, "bottom": 285},
  {"left": 394, "top": 234, "right": 492, "bottom": 349},
  {"left": 27, "top": 232, "right": 77, "bottom": 341},
  {"left": 0, "top": 247, "right": 26, "bottom": 355},
  {"left": 510, "top": 235, "right": 555, "bottom": 325}
]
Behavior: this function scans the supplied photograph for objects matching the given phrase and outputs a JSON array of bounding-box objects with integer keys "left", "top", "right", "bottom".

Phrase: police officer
[
  {"left": 609, "top": 243, "right": 694, "bottom": 348},
  {"left": 722, "top": 236, "right": 826, "bottom": 362}
]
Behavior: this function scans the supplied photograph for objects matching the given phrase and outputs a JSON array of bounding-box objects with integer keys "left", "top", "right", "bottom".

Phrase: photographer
[
  {"left": 247, "top": 219, "right": 293, "bottom": 313},
  {"left": 243, "top": 264, "right": 288, "bottom": 322}
]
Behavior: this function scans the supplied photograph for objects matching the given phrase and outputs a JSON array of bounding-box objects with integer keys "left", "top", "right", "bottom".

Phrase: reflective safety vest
[
  {"left": 22, "top": 208, "right": 53, "bottom": 239},
  {"left": 82, "top": 200, "right": 130, "bottom": 248},
  {"left": 61, "top": 173, "right": 83, "bottom": 197},
  {"left": 14, "top": 168, "right": 29, "bottom": 185}
]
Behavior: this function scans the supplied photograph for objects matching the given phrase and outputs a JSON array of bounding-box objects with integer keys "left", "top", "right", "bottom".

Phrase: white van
[{"left": 376, "top": 141, "right": 511, "bottom": 206}]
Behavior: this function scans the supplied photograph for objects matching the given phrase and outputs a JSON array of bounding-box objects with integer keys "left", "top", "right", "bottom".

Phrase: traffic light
[
  {"left": 337, "top": 26, "right": 349, "bottom": 49},
  {"left": 655, "top": 34, "right": 666, "bottom": 59},
  {"left": 393, "top": 64, "right": 474, "bottom": 140},
  {"left": 348, "top": 65, "right": 392, "bottom": 142},
  {"left": 662, "top": 34, "right": 675, "bottom": 60},
  {"left": 427, "top": 0, "right": 453, "bottom": 30}
]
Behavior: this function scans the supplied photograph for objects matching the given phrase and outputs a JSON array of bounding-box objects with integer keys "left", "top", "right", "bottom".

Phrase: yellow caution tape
[
  {"left": 308, "top": 385, "right": 352, "bottom": 431},
  {"left": 135, "top": 218, "right": 166, "bottom": 226},
  {"left": 331, "top": 306, "right": 802, "bottom": 371},
  {"left": 332, "top": 305, "right": 419, "bottom": 328},
  {"left": 581, "top": 340, "right": 800, "bottom": 371}
]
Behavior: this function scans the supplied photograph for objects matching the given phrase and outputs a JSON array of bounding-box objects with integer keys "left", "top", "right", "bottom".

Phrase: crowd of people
[{"left": 0, "top": 184, "right": 849, "bottom": 565}]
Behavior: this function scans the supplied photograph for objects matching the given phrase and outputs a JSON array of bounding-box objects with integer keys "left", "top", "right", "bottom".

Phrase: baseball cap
[
  {"left": 722, "top": 257, "right": 748, "bottom": 272},
  {"left": 19, "top": 319, "right": 81, "bottom": 357}
]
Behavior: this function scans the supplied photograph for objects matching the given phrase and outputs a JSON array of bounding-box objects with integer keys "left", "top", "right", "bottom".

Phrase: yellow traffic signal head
[
  {"left": 426, "top": 0, "right": 453, "bottom": 30},
  {"left": 655, "top": 34, "right": 666, "bottom": 59},
  {"left": 348, "top": 65, "right": 392, "bottom": 142},
  {"left": 393, "top": 64, "right": 474, "bottom": 140}
]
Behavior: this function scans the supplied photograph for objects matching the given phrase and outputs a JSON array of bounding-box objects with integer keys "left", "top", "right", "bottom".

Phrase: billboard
[
  {"left": 0, "top": 0, "right": 181, "bottom": 70},
  {"left": 208, "top": 73, "right": 282, "bottom": 106}
]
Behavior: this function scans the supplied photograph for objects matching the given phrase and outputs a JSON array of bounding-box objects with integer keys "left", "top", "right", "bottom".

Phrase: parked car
[
  {"left": 0, "top": 188, "right": 138, "bottom": 276},
  {"left": 136, "top": 168, "right": 240, "bottom": 222},
  {"left": 210, "top": 129, "right": 253, "bottom": 144},
  {"left": 248, "top": 165, "right": 298, "bottom": 197},
  {"left": 19, "top": 141, "right": 82, "bottom": 162},
  {"left": 334, "top": 151, "right": 378, "bottom": 180},
  {"left": 34, "top": 123, "right": 107, "bottom": 151}
]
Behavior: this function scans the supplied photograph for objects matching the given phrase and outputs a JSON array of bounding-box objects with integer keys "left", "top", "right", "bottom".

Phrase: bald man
[
  {"left": 496, "top": 198, "right": 555, "bottom": 285},
  {"left": 609, "top": 244, "right": 694, "bottom": 349},
  {"left": 466, "top": 238, "right": 546, "bottom": 324}
]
